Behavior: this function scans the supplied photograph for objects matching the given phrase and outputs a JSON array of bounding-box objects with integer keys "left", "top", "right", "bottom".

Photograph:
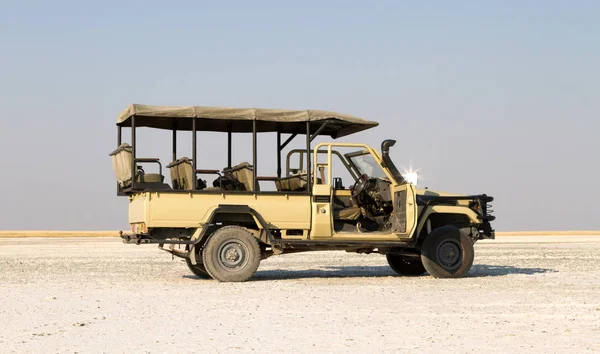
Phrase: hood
[
  {"left": 414, "top": 188, "right": 473, "bottom": 207},
  {"left": 415, "top": 188, "right": 466, "bottom": 197}
]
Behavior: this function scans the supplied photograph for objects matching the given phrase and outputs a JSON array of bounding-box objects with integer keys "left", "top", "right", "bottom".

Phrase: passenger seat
[
  {"left": 275, "top": 172, "right": 309, "bottom": 192},
  {"left": 168, "top": 157, "right": 224, "bottom": 191},
  {"left": 167, "top": 157, "right": 196, "bottom": 190},
  {"left": 110, "top": 143, "right": 166, "bottom": 188},
  {"left": 333, "top": 206, "right": 362, "bottom": 221},
  {"left": 223, "top": 162, "right": 258, "bottom": 191}
]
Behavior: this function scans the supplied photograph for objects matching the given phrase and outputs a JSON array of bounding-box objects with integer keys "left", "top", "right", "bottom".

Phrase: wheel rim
[
  {"left": 436, "top": 239, "right": 462, "bottom": 269},
  {"left": 218, "top": 241, "right": 249, "bottom": 271},
  {"left": 400, "top": 258, "right": 416, "bottom": 266}
]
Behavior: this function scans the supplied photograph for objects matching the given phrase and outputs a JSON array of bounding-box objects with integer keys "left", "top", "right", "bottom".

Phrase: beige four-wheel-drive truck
[{"left": 110, "top": 104, "right": 495, "bottom": 282}]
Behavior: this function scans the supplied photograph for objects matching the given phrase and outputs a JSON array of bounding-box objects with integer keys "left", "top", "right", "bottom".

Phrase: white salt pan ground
[{"left": 0, "top": 236, "right": 599, "bottom": 353}]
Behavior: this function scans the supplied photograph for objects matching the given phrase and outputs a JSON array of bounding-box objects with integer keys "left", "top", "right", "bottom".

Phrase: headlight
[
  {"left": 402, "top": 164, "right": 420, "bottom": 186},
  {"left": 405, "top": 171, "right": 418, "bottom": 186}
]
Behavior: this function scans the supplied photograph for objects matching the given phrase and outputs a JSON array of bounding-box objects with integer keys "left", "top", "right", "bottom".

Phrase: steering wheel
[{"left": 351, "top": 174, "right": 369, "bottom": 200}]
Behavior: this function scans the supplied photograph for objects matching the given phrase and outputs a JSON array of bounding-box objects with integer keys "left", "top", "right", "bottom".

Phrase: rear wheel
[
  {"left": 202, "top": 226, "right": 261, "bottom": 282},
  {"left": 421, "top": 225, "right": 475, "bottom": 278},
  {"left": 386, "top": 254, "right": 426, "bottom": 275}
]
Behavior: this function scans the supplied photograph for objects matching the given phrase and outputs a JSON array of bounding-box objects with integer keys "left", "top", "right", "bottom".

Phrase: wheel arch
[
  {"left": 415, "top": 206, "right": 480, "bottom": 241},
  {"left": 193, "top": 203, "right": 272, "bottom": 245},
  {"left": 189, "top": 205, "right": 273, "bottom": 265}
]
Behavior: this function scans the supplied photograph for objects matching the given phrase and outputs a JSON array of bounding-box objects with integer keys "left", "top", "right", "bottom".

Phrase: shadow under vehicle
[{"left": 110, "top": 104, "right": 495, "bottom": 282}]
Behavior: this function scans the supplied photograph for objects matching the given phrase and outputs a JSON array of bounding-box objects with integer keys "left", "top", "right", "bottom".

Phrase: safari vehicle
[{"left": 111, "top": 104, "right": 495, "bottom": 282}]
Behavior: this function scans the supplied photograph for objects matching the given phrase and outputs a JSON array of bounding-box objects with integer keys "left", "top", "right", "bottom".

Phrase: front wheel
[
  {"left": 202, "top": 226, "right": 262, "bottom": 282},
  {"left": 185, "top": 258, "right": 211, "bottom": 279},
  {"left": 386, "top": 254, "right": 426, "bottom": 275},
  {"left": 420, "top": 225, "right": 475, "bottom": 278}
]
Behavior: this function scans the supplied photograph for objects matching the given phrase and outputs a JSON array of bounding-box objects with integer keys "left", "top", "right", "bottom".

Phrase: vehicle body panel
[{"left": 129, "top": 192, "right": 311, "bottom": 231}]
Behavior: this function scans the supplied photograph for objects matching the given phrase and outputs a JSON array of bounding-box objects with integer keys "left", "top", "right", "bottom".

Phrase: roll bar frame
[{"left": 117, "top": 117, "right": 335, "bottom": 194}]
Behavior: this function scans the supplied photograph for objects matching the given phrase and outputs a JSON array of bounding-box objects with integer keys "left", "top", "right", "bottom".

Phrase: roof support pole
[
  {"left": 192, "top": 118, "right": 197, "bottom": 190},
  {"left": 227, "top": 127, "right": 232, "bottom": 169},
  {"left": 131, "top": 115, "right": 136, "bottom": 190},
  {"left": 279, "top": 133, "right": 297, "bottom": 150},
  {"left": 172, "top": 121, "right": 177, "bottom": 162},
  {"left": 252, "top": 120, "right": 257, "bottom": 191},
  {"left": 277, "top": 132, "right": 298, "bottom": 178},
  {"left": 117, "top": 125, "right": 122, "bottom": 194},
  {"left": 306, "top": 121, "right": 311, "bottom": 193},
  {"left": 276, "top": 129, "right": 282, "bottom": 178},
  {"left": 309, "top": 122, "right": 328, "bottom": 143}
]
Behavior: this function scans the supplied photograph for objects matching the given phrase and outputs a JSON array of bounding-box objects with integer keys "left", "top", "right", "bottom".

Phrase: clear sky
[{"left": 1, "top": 1, "right": 598, "bottom": 231}]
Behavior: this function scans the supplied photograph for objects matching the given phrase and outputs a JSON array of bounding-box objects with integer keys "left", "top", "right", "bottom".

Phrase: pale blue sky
[{"left": 0, "top": 1, "right": 598, "bottom": 231}]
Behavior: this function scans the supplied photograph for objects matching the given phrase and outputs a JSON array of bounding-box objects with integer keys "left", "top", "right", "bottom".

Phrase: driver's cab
[{"left": 292, "top": 142, "right": 417, "bottom": 240}]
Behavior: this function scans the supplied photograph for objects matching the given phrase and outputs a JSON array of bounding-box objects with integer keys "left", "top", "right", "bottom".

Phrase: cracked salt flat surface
[{"left": 0, "top": 236, "right": 599, "bottom": 353}]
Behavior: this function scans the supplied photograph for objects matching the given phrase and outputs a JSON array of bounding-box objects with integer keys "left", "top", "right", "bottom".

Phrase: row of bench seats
[
  {"left": 168, "top": 158, "right": 310, "bottom": 192},
  {"left": 166, "top": 158, "right": 256, "bottom": 191},
  {"left": 111, "top": 144, "right": 361, "bottom": 221},
  {"left": 110, "top": 143, "right": 309, "bottom": 192}
]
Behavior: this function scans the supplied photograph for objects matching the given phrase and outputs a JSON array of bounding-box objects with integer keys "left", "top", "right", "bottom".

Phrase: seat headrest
[
  {"left": 109, "top": 143, "right": 132, "bottom": 156},
  {"left": 166, "top": 157, "right": 192, "bottom": 168},
  {"left": 224, "top": 161, "right": 253, "bottom": 172}
]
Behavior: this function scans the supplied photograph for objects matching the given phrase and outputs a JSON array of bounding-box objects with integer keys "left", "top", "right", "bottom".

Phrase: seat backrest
[
  {"left": 177, "top": 158, "right": 194, "bottom": 190},
  {"left": 168, "top": 161, "right": 180, "bottom": 189},
  {"left": 166, "top": 157, "right": 194, "bottom": 190},
  {"left": 109, "top": 144, "right": 134, "bottom": 187},
  {"left": 276, "top": 172, "right": 308, "bottom": 192},
  {"left": 224, "top": 162, "right": 257, "bottom": 191}
]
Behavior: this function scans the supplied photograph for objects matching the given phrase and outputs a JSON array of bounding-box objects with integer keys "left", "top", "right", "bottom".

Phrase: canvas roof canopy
[{"left": 117, "top": 104, "right": 378, "bottom": 138}]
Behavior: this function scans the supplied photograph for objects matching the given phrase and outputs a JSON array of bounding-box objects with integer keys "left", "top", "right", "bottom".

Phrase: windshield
[{"left": 349, "top": 153, "right": 387, "bottom": 179}]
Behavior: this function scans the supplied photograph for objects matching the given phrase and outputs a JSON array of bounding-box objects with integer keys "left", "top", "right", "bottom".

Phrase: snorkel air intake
[{"left": 381, "top": 139, "right": 406, "bottom": 184}]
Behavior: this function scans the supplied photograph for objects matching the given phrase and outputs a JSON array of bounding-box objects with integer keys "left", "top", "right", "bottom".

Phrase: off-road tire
[
  {"left": 386, "top": 254, "right": 426, "bottom": 275},
  {"left": 202, "top": 226, "right": 261, "bottom": 282},
  {"left": 421, "top": 225, "right": 475, "bottom": 278},
  {"left": 184, "top": 257, "right": 211, "bottom": 279}
]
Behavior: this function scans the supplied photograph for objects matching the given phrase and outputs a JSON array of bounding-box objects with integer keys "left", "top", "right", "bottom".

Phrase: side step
[{"left": 271, "top": 239, "right": 413, "bottom": 251}]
